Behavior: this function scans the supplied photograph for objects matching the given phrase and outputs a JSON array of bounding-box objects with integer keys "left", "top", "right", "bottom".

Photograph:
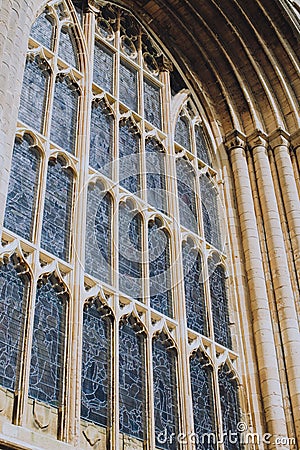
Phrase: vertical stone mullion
[{"left": 224, "top": 130, "right": 288, "bottom": 447}]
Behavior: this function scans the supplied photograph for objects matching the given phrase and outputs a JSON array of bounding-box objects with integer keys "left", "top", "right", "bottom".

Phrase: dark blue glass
[
  {"left": 119, "top": 320, "right": 145, "bottom": 439},
  {"left": 219, "top": 364, "right": 243, "bottom": 450},
  {"left": 175, "top": 115, "right": 190, "bottom": 151},
  {"left": 200, "top": 175, "right": 221, "bottom": 249},
  {"left": 85, "top": 186, "right": 111, "bottom": 284},
  {"left": 148, "top": 221, "right": 172, "bottom": 317},
  {"left": 29, "top": 276, "right": 67, "bottom": 407},
  {"left": 146, "top": 139, "right": 167, "bottom": 214},
  {"left": 119, "top": 204, "right": 142, "bottom": 300},
  {"left": 41, "top": 158, "right": 73, "bottom": 261},
  {"left": 93, "top": 42, "right": 114, "bottom": 93},
  {"left": 50, "top": 77, "right": 79, "bottom": 154},
  {"left": 190, "top": 353, "right": 216, "bottom": 450},
  {"left": 195, "top": 126, "right": 211, "bottom": 165},
  {"left": 119, "top": 62, "right": 137, "bottom": 111},
  {"left": 144, "top": 79, "right": 161, "bottom": 129},
  {"left": 81, "top": 301, "right": 111, "bottom": 426},
  {"left": 30, "top": 9, "right": 53, "bottom": 50},
  {"left": 182, "top": 241, "right": 206, "bottom": 335},
  {"left": 89, "top": 102, "right": 113, "bottom": 177},
  {"left": 0, "top": 257, "right": 28, "bottom": 392},
  {"left": 18, "top": 56, "right": 49, "bottom": 133},
  {"left": 58, "top": 27, "right": 78, "bottom": 69},
  {"left": 209, "top": 262, "right": 232, "bottom": 349},
  {"left": 119, "top": 121, "right": 140, "bottom": 195},
  {"left": 176, "top": 159, "right": 198, "bottom": 233},
  {"left": 153, "top": 334, "right": 178, "bottom": 450},
  {"left": 4, "top": 136, "right": 40, "bottom": 241}
]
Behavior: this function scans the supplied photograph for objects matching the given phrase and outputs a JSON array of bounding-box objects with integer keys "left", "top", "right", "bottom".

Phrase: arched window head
[
  {"left": 119, "top": 316, "right": 146, "bottom": 440},
  {"left": 29, "top": 273, "right": 68, "bottom": 407},
  {"left": 81, "top": 298, "right": 112, "bottom": 427},
  {"left": 152, "top": 332, "right": 179, "bottom": 449},
  {"left": 182, "top": 239, "right": 206, "bottom": 335},
  {"left": 146, "top": 138, "right": 167, "bottom": 213},
  {"left": 200, "top": 174, "right": 221, "bottom": 250},
  {"left": 41, "top": 156, "right": 73, "bottom": 262},
  {"left": 195, "top": 124, "right": 211, "bottom": 166},
  {"left": 190, "top": 351, "right": 216, "bottom": 450},
  {"left": 4, "top": 134, "right": 40, "bottom": 242},
  {"left": 0, "top": 255, "right": 29, "bottom": 393},
  {"left": 30, "top": 7, "right": 54, "bottom": 50},
  {"left": 119, "top": 118, "right": 140, "bottom": 195},
  {"left": 58, "top": 25, "right": 79, "bottom": 69},
  {"left": 148, "top": 219, "right": 172, "bottom": 316},
  {"left": 175, "top": 113, "right": 191, "bottom": 151},
  {"left": 85, "top": 183, "right": 112, "bottom": 285},
  {"left": 176, "top": 158, "right": 198, "bottom": 234}
]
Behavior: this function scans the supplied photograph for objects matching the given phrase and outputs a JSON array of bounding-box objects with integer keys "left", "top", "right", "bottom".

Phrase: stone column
[
  {"left": 249, "top": 129, "right": 300, "bottom": 444},
  {"left": 225, "top": 130, "right": 288, "bottom": 448}
]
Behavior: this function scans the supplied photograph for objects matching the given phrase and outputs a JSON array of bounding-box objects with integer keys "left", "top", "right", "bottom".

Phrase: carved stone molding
[
  {"left": 224, "top": 129, "right": 246, "bottom": 152},
  {"left": 247, "top": 129, "right": 268, "bottom": 150},
  {"left": 269, "top": 128, "right": 290, "bottom": 150},
  {"left": 82, "top": 424, "right": 103, "bottom": 446}
]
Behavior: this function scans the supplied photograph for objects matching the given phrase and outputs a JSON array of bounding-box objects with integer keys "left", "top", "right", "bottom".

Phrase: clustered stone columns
[{"left": 225, "top": 128, "right": 300, "bottom": 448}]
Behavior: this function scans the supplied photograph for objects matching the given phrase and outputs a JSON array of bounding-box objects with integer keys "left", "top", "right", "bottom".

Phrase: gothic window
[
  {"left": 195, "top": 125, "right": 211, "bottom": 166},
  {"left": 176, "top": 158, "right": 198, "bottom": 234},
  {"left": 182, "top": 240, "right": 206, "bottom": 335},
  {"left": 29, "top": 274, "right": 67, "bottom": 407},
  {"left": 93, "top": 41, "right": 114, "bottom": 93},
  {"left": 81, "top": 299, "right": 111, "bottom": 427},
  {"left": 30, "top": 8, "right": 54, "bottom": 50},
  {"left": 153, "top": 333, "right": 178, "bottom": 450},
  {"left": 0, "top": 256, "right": 29, "bottom": 392},
  {"left": 119, "top": 318, "right": 146, "bottom": 440},
  {"left": 143, "top": 78, "right": 161, "bottom": 129},
  {"left": 200, "top": 174, "right": 221, "bottom": 250},
  {"left": 58, "top": 26, "right": 78, "bottom": 69},
  {"left": 119, "top": 118, "right": 140, "bottom": 195},
  {"left": 4, "top": 135, "right": 40, "bottom": 242},
  {"left": 146, "top": 138, "right": 167, "bottom": 213},
  {"left": 119, "top": 202, "right": 143, "bottom": 300},
  {"left": 175, "top": 114, "right": 191, "bottom": 151},
  {"left": 190, "top": 352, "right": 216, "bottom": 450},
  {"left": 119, "top": 61, "right": 137, "bottom": 111},
  {"left": 85, "top": 184, "right": 112, "bottom": 284},
  {"left": 148, "top": 219, "right": 172, "bottom": 316}
]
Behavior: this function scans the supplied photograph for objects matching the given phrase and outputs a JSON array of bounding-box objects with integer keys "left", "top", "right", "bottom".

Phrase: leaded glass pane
[
  {"left": 0, "top": 258, "right": 28, "bottom": 392},
  {"left": 148, "top": 221, "right": 172, "bottom": 316},
  {"left": 50, "top": 77, "right": 79, "bottom": 154},
  {"left": 85, "top": 185, "right": 111, "bottom": 284},
  {"left": 219, "top": 365, "right": 242, "bottom": 450},
  {"left": 4, "top": 136, "right": 40, "bottom": 241},
  {"left": 81, "top": 301, "right": 111, "bottom": 426},
  {"left": 119, "top": 204, "right": 142, "bottom": 300},
  {"left": 200, "top": 175, "right": 221, "bottom": 249},
  {"left": 119, "top": 320, "right": 145, "bottom": 440},
  {"left": 18, "top": 56, "right": 49, "bottom": 133},
  {"left": 153, "top": 334, "right": 178, "bottom": 450},
  {"left": 119, "top": 61, "right": 137, "bottom": 111},
  {"left": 176, "top": 159, "right": 198, "bottom": 233},
  {"left": 144, "top": 78, "right": 161, "bottom": 129},
  {"left": 58, "top": 27, "right": 78, "bottom": 69},
  {"left": 29, "top": 277, "right": 67, "bottom": 407},
  {"left": 41, "top": 158, "right": 73, "bottom": 261},
  {"left": 89, "top": 102, "right": 113, "bottom": 177},
  {"left": 209, "top": 262, "right": 231, "bottom": 349},
  {"left": 30, "top": 10, "right": 53, "bottom": 50},
  {"left": 182, "top": 241, "right": 206, "bottom": 335},
  {"left": 175, "top": 115, "right": 190, "bottom": 151},
  {"left": 119, "top": 121, "right": 140, "bottom": 194},
  {"left": 195, "top": 126, "right": 211, "bottom": 165},
  {"left": 146, "top": 139, "right": 167, "bottom": 213},
  {"left": 93, "top": 41, "right": 114, "bottom": 93}
]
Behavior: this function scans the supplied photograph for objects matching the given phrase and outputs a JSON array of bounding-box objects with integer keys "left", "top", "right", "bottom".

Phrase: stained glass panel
[
  {"left": 182, "top": 241, "right": 206, "bottom": 335},
  {"left": 0, "top": 258, "right": 28, "bottom": 392},
  {"left": 29, "top": 277, "right": 67, "bottom": 407},
  {"left": 93, "top": 41, "right": 114, "bottom": 93},
  {"left": 58, "top": 27, "right": 78, "bottom": 69},
  {"left": 18, "top": 56, "right": 49, "bottom": 133},
  {"left": 89, "top": 102, "right": 113, "bottom": 177},
  {"left": 85, "top": 186, "right": 111, "bottom": 284},
  {"left": 209, "top": 262, "right": 231, "bottom": 349},
  {"left": 30, "top": 9, "right": 53, "bottom": 50},
  {"left": 200, "top": 175, "right": 221, "bottom": 249},
  {"left": 119, "top": 61, "right": 137, "bottom": 111},
  {"left": 148, "top": 221, "right": 172, "bottom": 316},
  {"left": 144, "top": 78, "right": 161, "bottom": 129},
  {"left": 119, "top": 121, "right": 140, "bottom": 195},
  {"left": 190, "top": 353, "right": 216, "bottom": 450},
  {"left": 50, "top": 77, "right": 79, "bottom": 154},
  {"left": 4, "top": 136, "right": 40, "bottom": 241},
  {"left": 146, "top": 139, "right": 167, "bottom": 213},
  {"left": 119, "top": 204, "right": 142, "bottom": 300},
  {"left": 195, "top": 126, "right": 211, "bottom": 165},
  {"left": 175, "top": 115, "right": 190, "bottom": 151},
  {"left": 153, "top": 334, "right": 178, "bottom": 450},
  {"left": 81, "top": 301, "right": 111, "bottom": 426},
  {"left": 176, "top": 159, "right": 198, "bottom": 233},
  {"left": 41, "top": 158, "right": 73, "bottom": 261},
  {"left": 119, "top": 320, "right": 145, "bottom": 439}
]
